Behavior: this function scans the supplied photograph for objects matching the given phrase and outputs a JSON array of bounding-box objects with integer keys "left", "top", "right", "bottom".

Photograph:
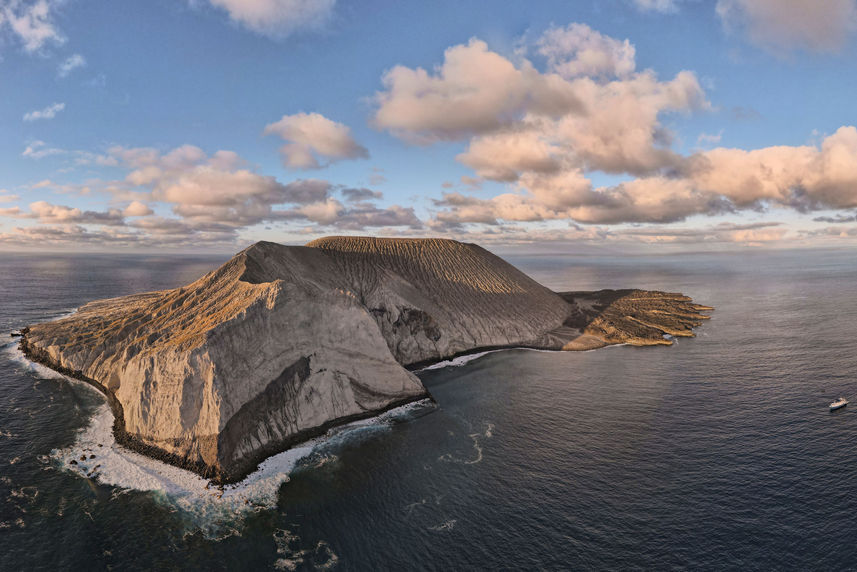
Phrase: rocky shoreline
[{"left": 19, "top": 326, "right": 432, "bottom": 484}]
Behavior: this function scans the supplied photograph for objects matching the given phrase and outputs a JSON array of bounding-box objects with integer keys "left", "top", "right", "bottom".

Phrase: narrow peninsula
[{"left": 20, "top": 237, "right": 712, "bottom": 483}]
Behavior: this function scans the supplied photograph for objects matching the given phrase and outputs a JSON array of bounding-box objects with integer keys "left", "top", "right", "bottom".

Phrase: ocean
[{"left": 2, "top": 248, "right": 857, "bottom": 570}]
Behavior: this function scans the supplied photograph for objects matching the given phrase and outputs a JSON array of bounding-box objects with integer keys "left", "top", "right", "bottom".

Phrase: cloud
[
  {"left": 813, "top": 212, "right": 857, "bottom": 223},
  {"left": 371, "top": 26, "right": 857, "bottom": 228},
  {"left": 373, "top": 30, "right": 706, "bottom": 175},
  {"left": 341, "top": 187, "right": 383, "bottom": 202},
  {"left": 57, "top": 53, "right": 85, "bottom": 77},
  {"left": 538, "top": 23, "right": 636, "bottom": 79},
  {"left": 0, "top": 223, "right": 239, "bottom": 249},
  {"left": 104, "top": 144, "right": 420, "bottom": 233},
  {"left": 5, "top": 200, "right": 126, "bottom": 226},
  {"left": 23, "top": 102, "right": 65, "bottom": 121},
  {"left": 373, "top": 38, "right": 586, "bottom": 142},
  {"left": 3, "top": 139, "right": 424, "bottom": 247},
  {"left": 629, "top": 0, "right": 681, "bottom": 13},
  {"left": 123, "top": 201, "right": 154, "bottom": 217},
  {"left": 329, "top": 204, "right": 422, "bottom": 230},
  {"left": 716, "top": 0, "right": 857, "bottom": 54},
  {"left": 697, "top": 131, "right": 723, "bottom": 146},
  {"left": 616, "top": 221, "right": 787, "bottom": 244},
  {"left": 22, "top": 139, "right": 65, "bottom": 158},
  {"left": 434, "top": 126, "right": 857, "bottom": 225},
  {"left": 683, "top": 126, "right": 857, "bottom": 209},
  {"left": 0, "top": 0, "right": 64, "bottom": 53},
  {"left": 205, "top": 0, "right": 335, "bottom": 39},
  {"left": 263, "top": 112, "right": 369, "bottom": 169},
  {"left": 0, "top": 193, "right": 18, "bottom": 203}
]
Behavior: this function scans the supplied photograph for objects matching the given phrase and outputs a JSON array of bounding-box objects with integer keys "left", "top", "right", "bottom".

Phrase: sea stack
[{"left": 20, "top": 237, "right": 712, "bottom": 482}]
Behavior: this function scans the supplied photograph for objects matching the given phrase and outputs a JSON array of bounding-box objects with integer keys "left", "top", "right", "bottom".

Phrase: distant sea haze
[{"left": 1, "top": 249, "right": 856, "bottom": 569}]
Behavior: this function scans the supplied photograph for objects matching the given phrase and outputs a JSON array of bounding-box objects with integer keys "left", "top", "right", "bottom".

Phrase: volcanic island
[{"left": 20, "top": 237, "right": 712, "bottom": 483}]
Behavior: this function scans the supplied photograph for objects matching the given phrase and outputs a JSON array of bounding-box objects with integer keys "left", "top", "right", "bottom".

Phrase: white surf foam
[
  {"left": 438, "top": 421, "right": 494, "bottom": 465},
  {"left": 50, "top": 307, "right": 80, "bottom": 321},
  {"left": 429, "top": 519, "right": 457, "bottom": 531},
  {"left": 418, "top": 350, "right": 503, "bottom": 371},
  {"left": 418, "top": 347, "right": 561, "bottom": 371},
  {"left": 9, "top": 344, "right": 434, "bottom": 533},
  {"left": 49, "top": 393, "right": 432, "bottom": 531},
  {"left": 273, "top": 528, "right": 339, "bottom": 570}
]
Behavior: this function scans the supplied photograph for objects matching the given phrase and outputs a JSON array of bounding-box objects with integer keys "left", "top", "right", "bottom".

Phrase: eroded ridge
[
  {"left": 20, "top": 238, "right": 712, "bottom": 482},
  {"left": 551, "top": 290, "right": 713, "bottom": 351}
]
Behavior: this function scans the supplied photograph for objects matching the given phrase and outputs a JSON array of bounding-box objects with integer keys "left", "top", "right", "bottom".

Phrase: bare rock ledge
[{"left": 20, "top": 237, "right": 712, "bottom": 483}]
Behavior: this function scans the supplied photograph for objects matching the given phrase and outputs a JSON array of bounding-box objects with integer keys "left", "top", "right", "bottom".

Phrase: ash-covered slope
[
  {"left": 21, "top": 237, "right": 711, "bottom": 482},
  {"left": 306, "top": 236, "right": 570, "bottom": 364}
]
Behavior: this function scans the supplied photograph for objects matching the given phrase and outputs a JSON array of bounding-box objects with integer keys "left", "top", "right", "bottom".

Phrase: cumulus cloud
[
  {"left": 205, "top": 0, "right": 335, "bottom": 39},
  {"left": 0, "top": 0, "right": 64, "bottom": 53},
  {"left": 684, "top": 126, "right": 857, "bottom": 209},
  {"left": 23, "top": 102, "right": 65, "bottom": 121},
  {"left": 716, "top": 0, "right": 857, "bottom": 54},
  {"left": 57, "top": 53, "right": 85, "bottom": 77},
  {"left": 457, "top": 130, "right": 562, "bottom": 181},
  {"left": 263, "top": 113, "right": 369, "bottom": 169},
  {"left": 374, "top": 29, "right": 705, "bottom": 176},
  {"left": 373, "top": 38, "right": 586, "bottom": 143},
  {"left": 371, "top": 25, "right": 857, "bottom": 228}
]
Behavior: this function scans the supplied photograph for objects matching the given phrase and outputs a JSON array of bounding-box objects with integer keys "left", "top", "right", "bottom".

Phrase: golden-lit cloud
[
  {"left": 205, "top": 0, "right": 335, "bottom": 39},
  {"left": 263, "top": 113, "right": 369, "bottom": 169}
]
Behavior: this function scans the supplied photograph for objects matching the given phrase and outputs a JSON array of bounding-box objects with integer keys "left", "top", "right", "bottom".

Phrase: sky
[{"left": 2, "top": 0, "right": 857, "bottom": 253}]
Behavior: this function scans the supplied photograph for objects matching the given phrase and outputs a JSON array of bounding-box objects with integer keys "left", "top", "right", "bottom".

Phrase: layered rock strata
[{"left": 21, "top": 237, "right": 711, "bottom": 482}]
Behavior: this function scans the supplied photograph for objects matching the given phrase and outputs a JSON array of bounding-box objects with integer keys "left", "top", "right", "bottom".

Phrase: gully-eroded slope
[{"left": 21, "top": 237, "right": 711, "bottom": 482}]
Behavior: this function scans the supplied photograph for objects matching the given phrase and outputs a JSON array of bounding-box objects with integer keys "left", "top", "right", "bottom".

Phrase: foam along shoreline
[
  {"left": 18, "top": 330, "right": 432, "bottom": 485},
  {"left": 10, "top": 343, "right": 433, "bottom": 528}
]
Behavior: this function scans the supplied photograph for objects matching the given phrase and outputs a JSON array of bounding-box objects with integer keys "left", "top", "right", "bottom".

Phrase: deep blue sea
[{"left": 2, "top": 248, "right": 857, "bottom": 570}]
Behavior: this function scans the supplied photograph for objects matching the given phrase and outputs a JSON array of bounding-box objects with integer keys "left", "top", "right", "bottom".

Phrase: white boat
[{"left": 830, "top": 397, "right": 848, "bottom": 411}]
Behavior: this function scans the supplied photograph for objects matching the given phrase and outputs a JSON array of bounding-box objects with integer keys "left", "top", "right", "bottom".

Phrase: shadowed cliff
[{"left": 20, "top": 237, "right": 712, "bottom": 482}]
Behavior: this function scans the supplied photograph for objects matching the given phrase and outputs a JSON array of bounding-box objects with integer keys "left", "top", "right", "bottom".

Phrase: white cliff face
[{"left": 22, "top": 237, "right": 710, "bottom": 481}]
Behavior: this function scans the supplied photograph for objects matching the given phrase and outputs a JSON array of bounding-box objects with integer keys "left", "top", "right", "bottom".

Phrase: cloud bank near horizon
[{"left": 5, "top": 11, "right": 857, "bottom": 251}]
